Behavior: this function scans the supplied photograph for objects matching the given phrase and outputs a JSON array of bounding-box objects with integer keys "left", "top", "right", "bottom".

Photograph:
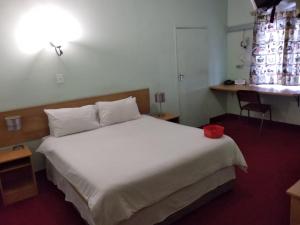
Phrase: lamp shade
[{"left": 155, "top": 92, "right": 165, "bottom": 103}]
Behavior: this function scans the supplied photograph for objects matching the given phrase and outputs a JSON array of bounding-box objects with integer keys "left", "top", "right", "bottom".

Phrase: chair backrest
[{"left": 237, "top": 90, "right": 261, "bottom": 109}]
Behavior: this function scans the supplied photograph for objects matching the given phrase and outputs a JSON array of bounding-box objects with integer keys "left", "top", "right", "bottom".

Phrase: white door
[{"left": 176, "top": 27, "right": 209, "bottom": 127}]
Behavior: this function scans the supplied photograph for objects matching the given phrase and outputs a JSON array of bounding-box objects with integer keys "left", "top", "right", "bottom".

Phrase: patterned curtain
[{"left": 250, "top": 11, "right": 300, "bottom": 86}]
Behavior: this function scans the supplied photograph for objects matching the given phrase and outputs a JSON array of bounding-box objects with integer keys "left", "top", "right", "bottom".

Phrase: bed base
[
  {"left": 46, "top": 160, "right": 235, "bottom": 225},
  {"left": 157, "top": 180, "right": 234, "bottom": 225}
]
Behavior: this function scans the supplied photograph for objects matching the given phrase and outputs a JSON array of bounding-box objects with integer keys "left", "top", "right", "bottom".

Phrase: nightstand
[
  {"left": 153, "top": 112, "right": 180, "bottom": 123},
  {"left": 0, "top": 146, "right": 38, "bottom": 206},
  {"left": 287, "top": 180, "right": 300, "bottom": 225}
]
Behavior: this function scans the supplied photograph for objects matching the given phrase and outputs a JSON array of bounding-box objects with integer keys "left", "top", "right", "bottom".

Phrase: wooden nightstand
[
  {"left": 287, "top": 180, "right": 300, "bottom": 225},
  {"left": 153, "top": 112, "right": 180, "bottom": 123},
  {"left": 0, "top": 146, "right": 38, "bottom": 206}
]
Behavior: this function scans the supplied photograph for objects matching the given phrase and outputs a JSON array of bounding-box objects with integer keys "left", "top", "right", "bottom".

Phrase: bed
[
  {"left": 0, "top": 88, "right": 247, "bottom": 225},
  {"left": 37, "top": 115, "right": 247, "bottom": 225}
]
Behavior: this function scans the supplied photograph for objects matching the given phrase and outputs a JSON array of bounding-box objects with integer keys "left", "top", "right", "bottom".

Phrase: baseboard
[
  {"left": 158, "top": 180, "right": 234, "bottom": 225},
  {"left": 210, "top": 113, "right": 300, "bottom": 129},
  {"left": 209, "top": 114, "right": 230, "bottom": 124}
]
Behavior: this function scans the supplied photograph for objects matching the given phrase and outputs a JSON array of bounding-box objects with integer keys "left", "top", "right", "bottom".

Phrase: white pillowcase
[
  {"left": 44, "top": 105, "right": 100, "bottom": 137},
  {"left": 96, "top": 97, "right": 141, "bottom": 127}
]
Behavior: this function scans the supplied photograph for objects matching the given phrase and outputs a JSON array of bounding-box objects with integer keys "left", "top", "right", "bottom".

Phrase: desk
[
  {"left": 210, "top": 84, "right": 300, "bottom": 106},
  {"left": 287, "top": 180, "right": 300, "bottom": 225}
]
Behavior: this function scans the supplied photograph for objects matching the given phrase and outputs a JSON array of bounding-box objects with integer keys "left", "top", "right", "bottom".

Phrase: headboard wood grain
[{"left": 0, "top": 88, "right": 150, "bottom": 147}]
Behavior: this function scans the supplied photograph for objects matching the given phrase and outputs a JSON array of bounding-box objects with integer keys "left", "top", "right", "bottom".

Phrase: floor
[{"left": 1, "top": 115, "right": 300, "bottom": 225}]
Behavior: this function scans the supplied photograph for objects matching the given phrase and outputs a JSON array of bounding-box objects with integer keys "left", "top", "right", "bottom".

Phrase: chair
[{"left": 237, "top": 90, "right": 272, "bottom": 132}]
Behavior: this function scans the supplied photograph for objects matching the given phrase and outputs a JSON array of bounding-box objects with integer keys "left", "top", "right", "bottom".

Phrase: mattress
[{"left": 37, "top": 115, "right": 247, "bottom": 225}]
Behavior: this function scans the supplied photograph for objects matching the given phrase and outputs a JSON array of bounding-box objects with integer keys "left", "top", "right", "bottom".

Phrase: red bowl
[{"left": 203, "top": 125, "right": 224, "bottom": 139}]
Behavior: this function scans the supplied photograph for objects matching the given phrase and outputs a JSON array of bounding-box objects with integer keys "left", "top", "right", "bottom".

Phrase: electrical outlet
[{"left": 56, "top": 74, "right": 65, "bottom": 84}]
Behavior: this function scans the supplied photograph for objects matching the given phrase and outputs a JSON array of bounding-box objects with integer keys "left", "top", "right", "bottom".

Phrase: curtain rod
[{"left": 227, "top": 23, "right": 254, "bottom": 33}]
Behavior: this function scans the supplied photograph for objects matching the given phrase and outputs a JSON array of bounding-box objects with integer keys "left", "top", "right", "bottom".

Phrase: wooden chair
[{"left": 237, "top": 90, "right": 272, "bottom": 132}]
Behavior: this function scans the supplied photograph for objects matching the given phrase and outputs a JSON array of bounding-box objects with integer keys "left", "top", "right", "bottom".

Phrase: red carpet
[{"left": 1, "top": 115, "right": 300, "bottom": 225}]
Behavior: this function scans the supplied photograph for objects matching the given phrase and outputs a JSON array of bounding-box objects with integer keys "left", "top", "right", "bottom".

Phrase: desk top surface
[
  {"left": 287, "top": 180, "right": 300, "bottom": 199},
  {"left": 210, "top": 84, "right": 300, "bottom": 96}
]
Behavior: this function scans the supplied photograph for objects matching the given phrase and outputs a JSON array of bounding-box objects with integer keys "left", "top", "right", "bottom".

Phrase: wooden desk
[
  {"left": 287, "top": 180, "right": 300, "bottom": 225},
  {"left": 210, "top": 84, "right": 300, "bottom": 106}
]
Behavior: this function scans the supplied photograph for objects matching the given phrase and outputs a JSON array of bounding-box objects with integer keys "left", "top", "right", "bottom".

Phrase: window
[{"left": 250, "top": 11, "right": 300, "bottom": 86}]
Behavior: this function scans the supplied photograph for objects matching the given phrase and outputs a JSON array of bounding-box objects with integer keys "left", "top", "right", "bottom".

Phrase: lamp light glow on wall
[{"left": 15, "top": 5, "right": 82, "bottom": 56}]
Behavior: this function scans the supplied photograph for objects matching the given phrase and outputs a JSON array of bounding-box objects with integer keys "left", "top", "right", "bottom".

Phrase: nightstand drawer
[{"left": 2, "top": 182, "right": 37, "bottom": 205}]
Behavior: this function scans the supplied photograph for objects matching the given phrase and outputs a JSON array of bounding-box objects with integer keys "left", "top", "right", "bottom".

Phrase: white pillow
[
  {"left": 44, "top": 105, "right": 100, "bottom": 137},
  {"left": 96, "top": 97, "right": 141, "bottom": 127}
]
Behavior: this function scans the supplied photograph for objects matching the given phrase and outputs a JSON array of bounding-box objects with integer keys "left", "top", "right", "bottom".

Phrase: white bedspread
[{"left": 37, "top": 115, "right": 247, "bottom": 225}]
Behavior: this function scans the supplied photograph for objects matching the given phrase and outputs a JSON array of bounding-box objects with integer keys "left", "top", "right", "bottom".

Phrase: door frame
[{"left": 174, "top": 26, "right": 208, "bottom": 123}]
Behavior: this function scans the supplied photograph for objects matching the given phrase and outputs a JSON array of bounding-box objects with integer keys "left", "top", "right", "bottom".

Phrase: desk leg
[{"left": 296, "top": 96, "right": 300, "bottom": 107}]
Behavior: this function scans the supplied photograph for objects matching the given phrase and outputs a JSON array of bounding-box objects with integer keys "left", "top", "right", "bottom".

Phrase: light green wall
[
  {"left": 227, "top": 0, "right": 254, "bottom": 81},
  {"left": 0, "top": 0, "right": 228, "bottom": 170},
  {"left": 226, "top": 0, "right": 300, "bottom": 125},
  {"left": 0, "top": 0, "right": 227, "bottom": 114},
  {"left": 227, "top": 0, "right": 253, "bottom": 27}
]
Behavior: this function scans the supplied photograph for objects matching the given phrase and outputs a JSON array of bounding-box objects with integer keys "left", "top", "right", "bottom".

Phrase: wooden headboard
[{"left": 0, "top": 88, "right": 150, "bottom": 147}]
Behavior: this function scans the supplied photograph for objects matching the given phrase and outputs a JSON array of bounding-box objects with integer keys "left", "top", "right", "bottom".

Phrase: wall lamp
[
  {"left": 50, "top": 42, "right": 63, "bottom": 56},
  {"left": 5, "top": 116, "right": 22, "bottom": 131}
]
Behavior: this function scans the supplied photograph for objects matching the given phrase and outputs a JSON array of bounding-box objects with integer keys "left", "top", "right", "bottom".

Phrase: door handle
[{"left": 178, "top": 74, "right": 184, "bottom": 81}]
